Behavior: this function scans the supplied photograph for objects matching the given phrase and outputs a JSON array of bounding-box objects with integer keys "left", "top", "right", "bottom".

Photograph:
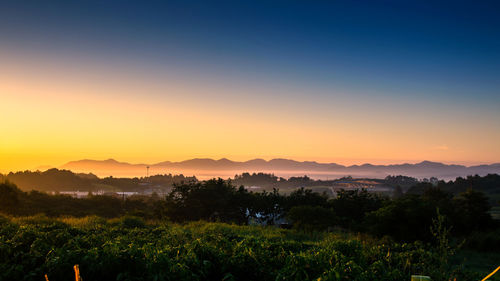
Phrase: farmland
[{"left": 1, "top": 215, "right": 497, "bottom": 281}]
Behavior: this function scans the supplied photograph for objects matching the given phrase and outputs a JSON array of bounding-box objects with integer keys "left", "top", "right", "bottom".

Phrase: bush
[
  {"left": 287, "top": 205, "right": 336, "bottom": 231},
  {"left": 113, "top": 215, "right": 146, "bottom": 229}
]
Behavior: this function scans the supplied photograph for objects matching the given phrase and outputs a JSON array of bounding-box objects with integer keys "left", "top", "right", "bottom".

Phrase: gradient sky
[{"left": 1, "top": 0, "right": 500, "bottom": 171}]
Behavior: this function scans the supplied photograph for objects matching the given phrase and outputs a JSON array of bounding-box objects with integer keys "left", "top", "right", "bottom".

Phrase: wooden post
[
  {"left": 74, "top": 264, "right": 82, "bottom": 281},
  {"left": 482, "top": 266, "right": 500, "bottom": 281}
]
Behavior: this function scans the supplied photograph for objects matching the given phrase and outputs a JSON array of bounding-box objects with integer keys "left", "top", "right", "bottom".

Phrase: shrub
[
  {"left": 118, "top": 215, "right": 146, "bottom": 229},
  {"left": 287, "top": 205, "right": 336, "bottom": 231}
]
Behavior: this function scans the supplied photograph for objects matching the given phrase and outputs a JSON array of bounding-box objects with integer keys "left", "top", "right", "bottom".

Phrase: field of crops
[{"left": 2, "top": 215, "right": 495, "bottom": 281}]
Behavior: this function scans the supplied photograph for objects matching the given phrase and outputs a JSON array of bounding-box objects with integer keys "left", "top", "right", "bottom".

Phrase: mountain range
[{"left": 59, "top": 158, "right": 500, "bottom": 180}]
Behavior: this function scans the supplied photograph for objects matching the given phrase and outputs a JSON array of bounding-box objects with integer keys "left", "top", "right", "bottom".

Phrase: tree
[
  {"left": 453, "top": 188, "right": 493, "bottom": 233},
  {"left": 0, "top": 181, "right": 21, "bottom": 213},
  {"left": 248, "top": 188, "right": 284, "bottom": 225},
  {"left": 164, "top": 179, "right": 250, "bottom": 223},
  {"left": 287, "top": 205, "right": 336, "bottom": 232},
  {"left": 331, "top": 189, "right": 385, "bottom": 230},
  {"left": 283, "top": 187, "right": 329, "bottom": 212},
  {"left": 366, "top": 195, "right": 435, "bottom": 242},
  {"left": 393, "top": 185, "right": 403, "bottom": 199}
]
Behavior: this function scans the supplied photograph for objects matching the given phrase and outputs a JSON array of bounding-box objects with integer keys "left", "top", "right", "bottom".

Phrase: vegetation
[
  {"left": 2, "top": 169, "right": 196, "bottom": 192},
  {"left": 0, "top": 181, "right": 163, "bottom": 218},
  {"left": 0, "top": 216, "right": 489, "bottom": 281},
  {"left": 1, "top": 177, "right": 498, "bottom": 244},
  {"left": 1, "top": 174, "right": 499, "bottom": 280},
  {"left": 4, "top": 169, "right": 500, "bottom": 207},
  {"left": 407, "top": 174, "right": 500, "bottom": 206}
]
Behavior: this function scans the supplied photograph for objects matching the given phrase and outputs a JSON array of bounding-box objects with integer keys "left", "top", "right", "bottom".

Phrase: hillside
[{"left": 61, "top": 158, "right": 500, "bottom": 180}]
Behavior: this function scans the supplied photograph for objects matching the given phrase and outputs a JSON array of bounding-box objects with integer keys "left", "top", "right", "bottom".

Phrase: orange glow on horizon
[{"left": 1, "top": 48, "right": 499, "bottom": 173}]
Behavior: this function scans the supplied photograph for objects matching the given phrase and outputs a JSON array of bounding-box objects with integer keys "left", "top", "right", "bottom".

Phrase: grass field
[{"left": 1, "top": 215, "right": 497, "bottom": 281}]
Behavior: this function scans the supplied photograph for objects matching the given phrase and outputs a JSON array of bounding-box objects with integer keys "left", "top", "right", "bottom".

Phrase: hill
[{"left": 61, "top": 158, "right": 500, "bottom": 180}]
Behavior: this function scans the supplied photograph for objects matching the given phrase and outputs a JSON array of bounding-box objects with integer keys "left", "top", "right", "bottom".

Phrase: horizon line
[{"left": 2, "top": 157, "right": 500, "bottom": 175}]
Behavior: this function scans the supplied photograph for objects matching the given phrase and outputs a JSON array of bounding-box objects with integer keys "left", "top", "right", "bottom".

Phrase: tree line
[
  {"left": 1, "top": 174, "right": 499, "bottom": 249},
  {"left": 1, "top": 169, "right": 196, "bottom": 192}
]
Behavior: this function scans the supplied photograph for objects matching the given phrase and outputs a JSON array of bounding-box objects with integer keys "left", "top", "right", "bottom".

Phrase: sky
[{"left": 1, "top": 0, "right": 500, "bottom": 171}]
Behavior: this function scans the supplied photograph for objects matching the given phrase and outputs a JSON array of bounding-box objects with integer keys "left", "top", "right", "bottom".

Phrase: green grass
[{"left": 0, "top": 215, "right": 492, "bottom": 281}]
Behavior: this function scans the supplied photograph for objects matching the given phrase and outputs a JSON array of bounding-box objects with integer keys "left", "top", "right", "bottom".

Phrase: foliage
[
  {"left": 2, "top": 177, "right": 498, "bottom": 245},
  {"left": 0, "top": 217, "right": 482, "bottom": 281},
  {"left": 407, "top": 174, "right": 500, "bottom": 206},
  {"left": 366, "top": 195, "right": 435, "bottom": 242},
  {"left": 331, "top": 189, "right": 385, "bottom": 230},
  {"left": 3, "top": 169, "right": 196, "bottom": 192},
  {"left": 0, "top": 181, "right": 163, "bottom": 218},
  {"left": 284, "top": 187, "right": 330, "bottom": 212},
  {"left": 1, "top": 177, "right": 498, "bottom": 280},
  {"left": 453, "top": 189, "right": 494, "bottom": 232},
  {"left": 110, "top": 215, "right": 147, "bottom": 229},
  {"left": 287, "top": 205, "right": 336, "bottom": 231},
  {"left": 367, "top": 186, "right": 497, "bottom": 241},
  {"left": 164, "top": 179, "right": 251, "bottom": 224},
  {"left": 5, "top": 169, "right": 94, "bottom": 192},
  {"left": 384, "top": 175, "right": 419, "bottom": 191},
  {"left": 429, "top": 209, "right": 460, "bottom": 280},
  {"left": 0, "top": 181, "right": 21, "bottom": 212}
]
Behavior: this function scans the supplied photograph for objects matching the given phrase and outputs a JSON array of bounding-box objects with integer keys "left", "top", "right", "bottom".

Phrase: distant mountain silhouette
[{"left": 60, "top": 158, "right": 500, "bottom": 180}]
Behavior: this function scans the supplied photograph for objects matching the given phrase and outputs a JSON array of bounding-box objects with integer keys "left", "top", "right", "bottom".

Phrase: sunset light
[{"left": 1, "top": 1, "right": 500, "bottom": 280}]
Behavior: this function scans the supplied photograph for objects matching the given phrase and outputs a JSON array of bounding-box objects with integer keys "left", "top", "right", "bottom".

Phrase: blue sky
[
  {"left": 2, "top": 1, "right": 499, "bottom": 101},
  {"left": 1, "top": 0, "right": 499, "bottom": 167}
]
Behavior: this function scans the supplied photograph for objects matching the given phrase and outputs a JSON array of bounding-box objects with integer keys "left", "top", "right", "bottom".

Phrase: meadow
[{"left": 1, "top": 215, "right": 496, "bottom": 281}]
